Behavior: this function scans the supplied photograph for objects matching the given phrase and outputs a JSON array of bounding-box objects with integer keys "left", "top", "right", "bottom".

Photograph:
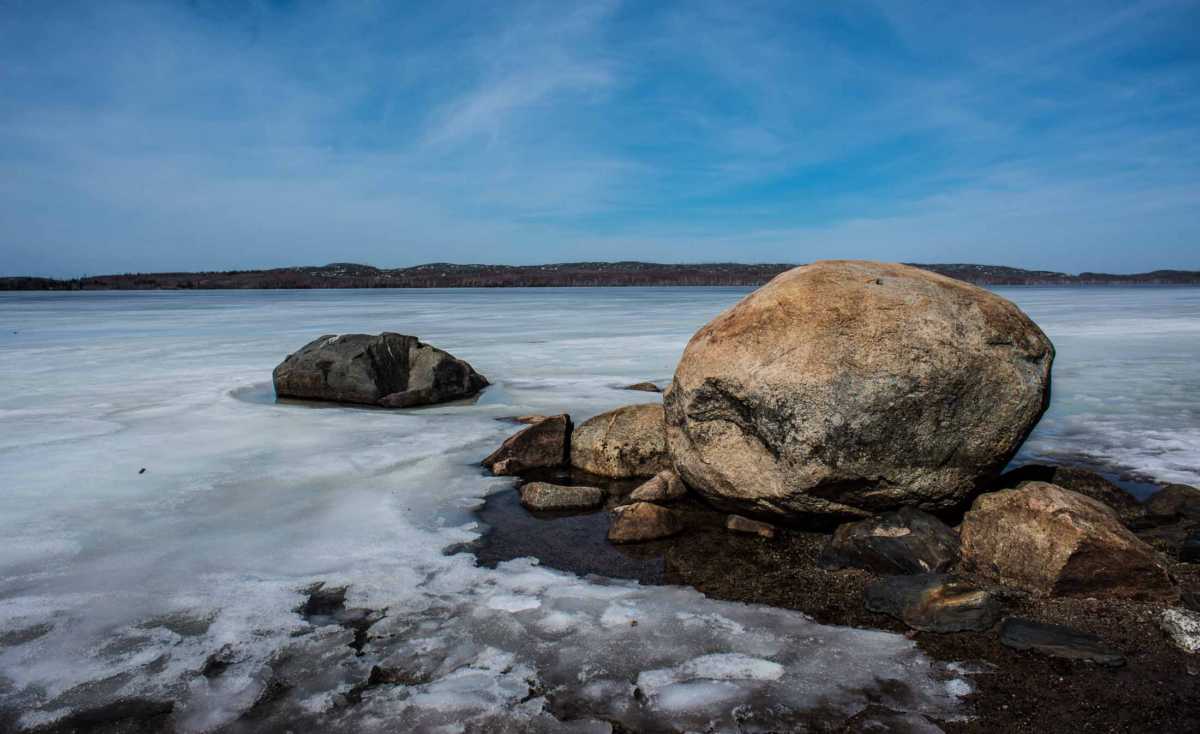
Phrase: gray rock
[
  {"left": 819, "top": 507, "right": 959, "bottom": 575},
  {"left": 483, "top": 414, "right": 572, "bottom": 475},
  {"left": 864, "top": 574, "right": 1004, "bottom": 633},
  {"left": 571, "top": 404, "right": 669, "bottom": 478},
  {"left": 519, "top": 482, "right": 605, "bottom": 512},
  {"left": 629, "top": 470, "right": 688, "bottom": 502},
  {"left": 998, "top": 617, "right": 1125, "bottom": 666},
  {"left": 665, "top": 260, "right": 1053, "bottom": 519},
  {"left": 1160, "top": 608, "right": 1200, "bottom": 654},
  {"left": 273, "top": 333, "right": 487, "bottom": 408},
  {"left": 624, "top": 381, "right": 663, "bottom": 393},
  {"left": 608, "top": 502, "right": 684, "bottom": 543},
  {"left": 725, "top": 515, "right": 776, "bottom": 538}
]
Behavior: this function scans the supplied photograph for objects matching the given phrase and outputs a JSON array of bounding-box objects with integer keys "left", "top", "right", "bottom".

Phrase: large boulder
[
  {"left": 273, "top": 333, "right": 487, "bottom": 408},
  {"left": 665, "top": 260, "right": 1053, "bottom": 519},
  {"left": 571, "top": 404, "right": 669, "bottom": 478},
  {"left": 483, "top": 415, "right": 572, "bottom": 475},
  {"left": 960, "top": 482, "right": 1176, "bottom": 601}
]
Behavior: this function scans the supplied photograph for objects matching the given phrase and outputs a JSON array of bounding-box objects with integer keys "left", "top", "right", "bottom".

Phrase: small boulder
[
  {"left": 630, "top": 470, "right": 688, "bottom": 502},
  {"left": 273, "top": 333, "right": 487, "bottom": 408},
  {"left": 960, "top": 482, "right": 1176, "bottom": 601},
  {"left": 571, "top": 404, "right": 669, "bottom": 479},
  {"left": 1145, "top": 484, "right": 1200, "bottom": 523},
  {"left": 483, "top": 414, "right": 572, "bottom": 475},
  {"left": 519, "top": 482, "right": 605, "bottom": 512},
  {"left": 818, "top": 507, "right": 959, "bottom": 575},
  {"left": 1160, "top": 608, "right": 1200, "bottom": 654},
  {"left": 998, "top": 464, "right": 1144, "bottom": 525},
  {"left": 725, "top": 515, "right": 776, "bottom": 539},
  {"left": 608, "top": 502, "right": 684, "bottom": 543},
  {"left": 998, "top": 617, "right": 1125, "bottom": 666},
  {"left": 624, "top": 382, "right": 662, "bottom": 393},
  {"left": 864, "top": 574, "right": 1004, "bottom": 633}
]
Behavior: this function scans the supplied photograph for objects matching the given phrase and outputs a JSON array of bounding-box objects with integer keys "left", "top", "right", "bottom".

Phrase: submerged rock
[
  {"left": 483, "top": 414, "right": 572, "bottom": 475},
  {"left": 624, "top": 381, "right": 663, "bottom": 393},
  {"left": 725, "top": 515, "right": 776, "bottom": 539},
  {"left": 571, "top": 404, "right": 669, "bottom": 478},
  {"left": 664, "top": 260, "right": 1054, "bottom": 519},
  {"left": 998, "top": 617, "right": 1125, "bottom": 666},
  {"left": 519, "top": 482, "right": 606, "bottom": 512},
  {"left": 960, "top": 483, "right": 1176, "bottom": 601},
  {"left": 273, "top": 333, "right": 487, "bottom": 407},
  {"left": 998, "top": 464, "right": 1145, "bottom": 525},
  {"left": 1160, "top": 608, "right": 1200, "bottom": 654},
  {"left": 608, "top": 502, "right": 684, "bottom": 543},
  {"left": 630, "top": 469, "right": 688, "bottom": 502},
  {"left": 819, "top": 507, "right": 959, "bottom": 575},
  {"left": 864, "top": 574, "right": 1004, "bottom": 633}
]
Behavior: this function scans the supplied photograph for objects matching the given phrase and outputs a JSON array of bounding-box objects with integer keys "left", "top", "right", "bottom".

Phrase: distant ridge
[{"left": 3, "top": 261, "right": 1199, "bottom": 290}]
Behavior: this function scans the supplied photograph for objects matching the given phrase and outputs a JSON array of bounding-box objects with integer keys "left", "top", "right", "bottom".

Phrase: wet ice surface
[{"left": 0, "top": 286, "right": 1197, "bottom": 732}]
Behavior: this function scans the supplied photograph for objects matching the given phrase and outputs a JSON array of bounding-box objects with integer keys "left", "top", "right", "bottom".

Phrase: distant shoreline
[{"left": 3, "top": 261, "right": 1200, "bottom": 290}]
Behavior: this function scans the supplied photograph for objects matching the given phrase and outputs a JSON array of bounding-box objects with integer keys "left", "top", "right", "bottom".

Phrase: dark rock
[
  {"left": 864, "top": 574, "right": 1004, "bottom": 633},
  {"left": 273, "top": 333, "right": 487, "bottom": 408},
  {"left": 961, "top": 483, "right": 1177, "bottom": 601},
  {"left": 818, "top": 507, "right": 959, "bottom": 575},
  {"left": 608, "top": 502, "right": 685, "bottom": 543},
  {"left": 1146, "top": 484, "right": 1200, "bottom": 523},
  {"left": 46, "top": 699, "right": 174, "bottom": 732},
  {"left": 998, "top": 464, "right": 1144, "bottom": 525},
  {"left": 295, "top": 583, "right": 382, "bottom": 652},
  {"left": 483, "top": 414, "right": 572, "bottom": 475},
  {"left": 1183, "top": 529, "right": 1200, "bottom": 563},
  {"left": 998, "top": 617, "right": 1125, "bottom": 666},
  {"left": 629, "top": 470, "right": 688, "bottom": 502},
  {"left": 725, "top": 515, "right": 776, "bottom": 538},
  {"left": 519, "top": 482, "right": 606, "bottom": 512},
  {"left": 571, "top": 404, "right": 669, "bottom": 478},
  {"left": 624, "top": 381, "right": 662, "bottom": 393}
]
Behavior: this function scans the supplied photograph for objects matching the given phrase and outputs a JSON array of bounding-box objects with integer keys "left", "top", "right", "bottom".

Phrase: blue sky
[{"left": 1, "top": 0, "right": 1198, "bottom": 277}]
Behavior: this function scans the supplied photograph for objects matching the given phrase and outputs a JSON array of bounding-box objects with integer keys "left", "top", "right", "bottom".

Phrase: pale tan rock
[
  {"left": 607, "top": 502, "right": 684, "bottom": 543},
  {"left": 960, "top": 482, "right": 1176, "bottom": 601},
  {"left": 725, "top": 515, "right": 776, "bottom": 538},
  {"left": 630, "top": 470, "right": 688, "bottom": 502},
  {"left": 664, "top": 260, "right": 1054, "bottom": 518},
  {"left": 571, "top": 404, "right": 669, "bottom": 478},
  {"left": 519, "top": 482, "right": 605, "bottom": 511}
]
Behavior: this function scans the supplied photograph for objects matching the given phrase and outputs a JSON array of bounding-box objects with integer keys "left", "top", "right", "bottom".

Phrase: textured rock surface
[
  {"left": 665, "top": 260, "right": 1053, "bottom": 519},
  {"left": 1146, "top": 484, "right": 1200, "bottom": 522},
  {"left": 571, "top": 404, "right": 669, "bottom": 478},
  {"left": 864, "top": 574, "right": 1003, "bottom": 633},
  {"left": 998, "top": 618, "right": 1125, "bottom": 666},
  {"left": 624, "top": 382, "right": 663, "bottom": 393},
  {"left": 1160, "top": 608, "right": 1200, "bottom": 654},
  {"left": 483, "top": 414, "right": 572, "bottom": 475},
  {"left": 961, "top": 483, "right": 1176, "bottom": 601},
  {"left": 518, "top": 482, "right": 605, "bottom": 512},
  {"left": 818, "top": 507, "right": 960, "bottom": 575},
  {"left": 607, "top": 502, "right": 684, "bottom": 543},
  {"left": 725, "top": 515, "right": 776, "bottom": 539},
  {"left": 630, "top": 470, "right": 688, "bottom": 502},
  {"left": 998, "top": 464, "right": 1144, "bottom": 525},
  {"left": 273, "top": 333, "right": 488, "bottom": 407}
]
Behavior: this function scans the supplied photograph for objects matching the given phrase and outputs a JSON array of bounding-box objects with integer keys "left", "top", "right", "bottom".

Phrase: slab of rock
[
  {"left": 1145, "top": 484, "right": 1200, "bottom": 523},
  {"left": 273, "top": 333, "right": 488, "bottom": 408},
  {"left": 624, "top": 381, "right": 662, "bottom": 393},
  {"left": 725, "top": 515, "right": 776, "bottom": 539},
  {"left": 818, "top": 507, "right": 959, "bottom": 575},
  {"left": 1160, "top": 608, "right": 1200, "bottom": 654},
  {"left": 608, "top": 502, "right": 684, "bottom": 543},
  {"left": 630, "top": 470, "right": 688, "bottom": 502},
  {"left": 998, "top": 617, "right": 1125, "bottom": 666},
  {"left": 665, "top": 260, "right": 1053, "bottom": 519},
  {"left": 960, "top": 483, "right": 1176, "bottom": 601},
  {"left": 571, "top": 404, "right": 669, "bottom": 478},
  {"left": 519, "top": 482, "right": 605, "bottom": 512},
  {"left": 864, "top": 574, "right": 1004, "bottom": 633},
  {"left": 483, "top": 414, "right": 572, "bottom": 475},
  {"left": 998, "top": 463, "right": 1144, "bottom": 525}
]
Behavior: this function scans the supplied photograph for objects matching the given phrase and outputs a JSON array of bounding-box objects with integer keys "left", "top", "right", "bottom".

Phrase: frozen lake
[{"left": 1, "top": 286, "right": 1197, "bottom": 731}]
